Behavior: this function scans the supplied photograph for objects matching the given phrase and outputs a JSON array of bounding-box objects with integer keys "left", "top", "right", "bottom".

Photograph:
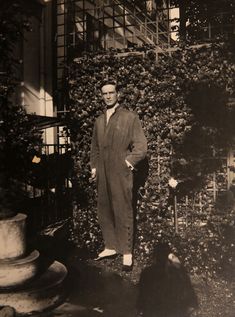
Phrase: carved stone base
[
  {"left": 0, "top": 209, "right": 17, "bottom": 221},
  {"left": 0, "top": 261, "right": 67, "bottom": 315},
  {"left": 0, "top": 214, "right": 27, "bottom": 259},
  {"left": 0, "top": 250, "right": 39, "bottom": 288}
]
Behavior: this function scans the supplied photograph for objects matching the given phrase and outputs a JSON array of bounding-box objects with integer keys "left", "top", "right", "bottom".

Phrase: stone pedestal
[
  {"left": 0, "top": 213, "right": 67, "bottom": 315},
  {"left": 0, "top": 261, "right": 67, "bottom": 315},
  {"left": 0, "top": 250, "right": 39, "bottom": 288},
  {"left": 0, "top": 214, "right": 26, "bottom": 259},
  {"left": 0, "top": 209, "right": 17, "bottom": 221}
]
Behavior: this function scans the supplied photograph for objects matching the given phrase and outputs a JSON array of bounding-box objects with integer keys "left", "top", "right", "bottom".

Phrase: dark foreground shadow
[
  {"left": 137, "top": 243, "right": 198, "bottom": 317},
  {"left": 64, "top": 259, "right": 138, "bottom": 317}
]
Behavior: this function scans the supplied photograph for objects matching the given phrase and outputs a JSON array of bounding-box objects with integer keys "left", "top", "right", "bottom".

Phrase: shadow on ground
[
  {"left": 137, "top": 244, "right": 198, "bottom": 317},
  {"left": 30, "top": 236, "right": 198, "bottom": 317},
  {"left": 64, "top": 259, "right": 138, "bottom": 317}
]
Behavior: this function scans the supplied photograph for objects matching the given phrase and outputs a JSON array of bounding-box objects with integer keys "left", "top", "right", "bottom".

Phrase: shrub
[{"left": 0, "top": 1, "right": 42, "bottom": 215}]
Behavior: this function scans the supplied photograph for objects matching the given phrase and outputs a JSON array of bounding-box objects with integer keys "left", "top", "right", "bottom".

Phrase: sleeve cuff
[{"left": 125, "top": 159, "right": 135, "bottom": 171}]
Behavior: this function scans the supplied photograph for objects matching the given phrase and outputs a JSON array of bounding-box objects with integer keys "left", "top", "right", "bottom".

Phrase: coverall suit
[{"left": 90, "top": 106, "right": 147, "bottom": 254}]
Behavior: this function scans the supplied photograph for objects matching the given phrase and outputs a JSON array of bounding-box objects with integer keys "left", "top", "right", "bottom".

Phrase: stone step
[
  {"left": 0, "top": 214, "right": 27, "bottom": 260},
  {"left": 0, "top": 250, "right": 39, "bottom": 288},
  {"left": 0, "top": 261, "right": 67, "bottom": 315}
]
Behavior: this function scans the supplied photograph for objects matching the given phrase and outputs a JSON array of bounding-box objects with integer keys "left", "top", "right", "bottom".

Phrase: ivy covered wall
[{"left": 66, "top": 43, "right": 235, "bottom": 276}]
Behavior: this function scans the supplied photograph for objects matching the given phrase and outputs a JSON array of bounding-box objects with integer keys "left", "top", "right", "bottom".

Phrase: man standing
[{"left": 90, "top": 80, "right": 147, "bottom": 270}]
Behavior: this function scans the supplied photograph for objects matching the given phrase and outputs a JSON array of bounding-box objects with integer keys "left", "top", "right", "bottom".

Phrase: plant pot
[{"left": 0, "top": 209, "right": 17, "bottom": 220}]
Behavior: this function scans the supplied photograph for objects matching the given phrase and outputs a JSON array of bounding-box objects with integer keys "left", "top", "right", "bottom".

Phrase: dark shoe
[
  {"left": 122, "top": 264, "right": 133, "bottom": 272},
  {"left": 94, "top": 253, "right": 118, "bottom": 261}
]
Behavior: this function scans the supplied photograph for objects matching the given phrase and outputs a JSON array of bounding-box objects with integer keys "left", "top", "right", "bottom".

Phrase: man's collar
[{"left": 105, "top": 103, "right": 121, "bottom": 113}]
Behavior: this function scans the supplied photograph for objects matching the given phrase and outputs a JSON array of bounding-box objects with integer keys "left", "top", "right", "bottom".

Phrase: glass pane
[
  {"left": 57, "top": 14, "right": 64, "bottom": 26},
  {"left": 57, "top": 35, "right": 65, "bottom": 46},
  {"left": 57, "top": 46, "right": 65, "bottom": 57},
  {"left": 57, "top": 68, "right": 64, "bottom": 80},
  {"left": 104, "top": 17, "right": 113, "bottom": 27},
  {"left": 57, "top": 4, "right": 65, "bottom": 15},
  {"left": 57, "top": 25, "right": 65, "bottom": 35}
]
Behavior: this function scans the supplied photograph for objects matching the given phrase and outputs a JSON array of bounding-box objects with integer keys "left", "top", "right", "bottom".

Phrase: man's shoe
[
  {"left": 122, "top": 253, "right": 133, "bottom": 271},
  {"left": 94, "top": 249, "right": 117, "bottom": 261},
  {"left": 122, "top": 264, "right": 133, "bottom": 272}
]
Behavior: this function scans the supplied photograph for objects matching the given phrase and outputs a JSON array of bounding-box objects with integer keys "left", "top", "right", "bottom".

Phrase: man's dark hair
[{"left": 99, "top": 78, "right": 119, "bottom": 91}]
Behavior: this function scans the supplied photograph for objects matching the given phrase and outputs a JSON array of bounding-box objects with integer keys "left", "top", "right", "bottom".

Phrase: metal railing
[{"left": 23, "top": 144, "right": 72, "bottom": 232}]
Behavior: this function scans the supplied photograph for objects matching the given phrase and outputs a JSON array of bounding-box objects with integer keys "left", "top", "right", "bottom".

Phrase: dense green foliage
[
  {"left": 0, "top": 0, "right": 42, "bottom": 214},
  {"left": 67, "top": 42, "right": 235, "bottom": 276}
]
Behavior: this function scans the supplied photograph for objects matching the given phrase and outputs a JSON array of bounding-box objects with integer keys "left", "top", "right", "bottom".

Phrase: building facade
[
  {"left": 21, "top": 0, "right": 174, "bottom": 144},
  {"left": 21, "top": 0, "right": 235, "bottom": 193}
]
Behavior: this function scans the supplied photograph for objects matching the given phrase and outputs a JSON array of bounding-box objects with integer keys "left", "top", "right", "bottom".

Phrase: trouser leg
[
  {"left": 97, "top": 174, "right": 117, "bottom": 250},
  {"left": 109, "top": 171, "right": 134, "bottom": 254}
]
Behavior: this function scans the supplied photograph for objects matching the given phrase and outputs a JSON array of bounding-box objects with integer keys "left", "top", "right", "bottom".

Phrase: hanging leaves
[{"left": 0, "top": 0, "right": 43, "bottom": 213}]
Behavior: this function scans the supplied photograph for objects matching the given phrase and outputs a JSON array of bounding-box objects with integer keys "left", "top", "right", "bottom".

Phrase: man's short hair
[{"left": 99, "top": 78, "right": 119, "bottom": 91}]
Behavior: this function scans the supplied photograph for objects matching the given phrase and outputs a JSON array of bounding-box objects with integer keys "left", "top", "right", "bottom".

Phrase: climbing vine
[{"left": 67, "top": 42, "right": 235, "bottom": 276}]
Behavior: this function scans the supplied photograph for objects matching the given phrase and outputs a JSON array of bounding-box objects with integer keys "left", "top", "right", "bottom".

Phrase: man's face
[{"left": 101, "top": 84, "right": 118, "bottom": 108}]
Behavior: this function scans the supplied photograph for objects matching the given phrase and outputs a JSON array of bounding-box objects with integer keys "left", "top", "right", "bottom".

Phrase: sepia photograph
[{"left": 0, "top": 1, "right": 234, "bottom": 316}]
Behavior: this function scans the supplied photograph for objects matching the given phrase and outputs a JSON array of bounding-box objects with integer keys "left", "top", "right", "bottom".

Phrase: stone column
[
  {"left": 0, "top": 214, "right": 39, "bottom": 288},
  {"left": 0, "top": 213, "right": 67, "bottom": 315}
]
